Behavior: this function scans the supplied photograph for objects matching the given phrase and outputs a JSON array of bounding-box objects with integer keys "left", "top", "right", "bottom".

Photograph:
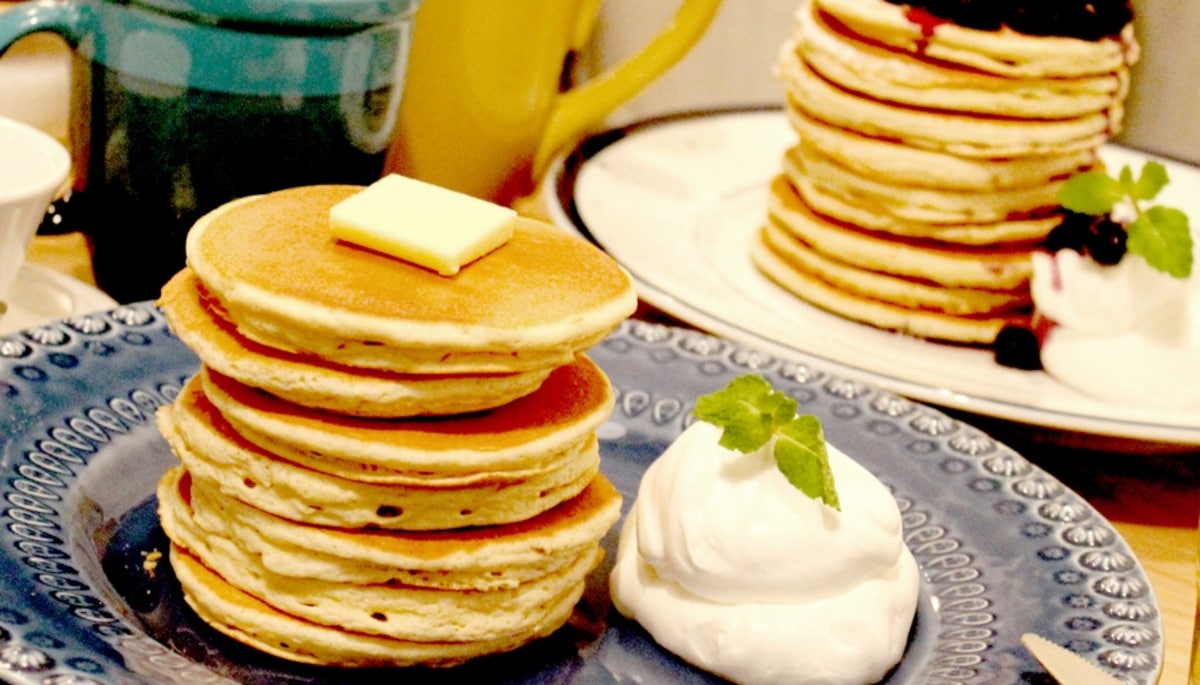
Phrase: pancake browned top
[
  {"left": 164, "top": 467, "right": 621, "bottom": 563},
  {"left": 158, "top": 269, "right": 553, "bottom": 417},
  {"left": 184, "top": 186, "right": 637, "bottom": 372},
  {"left": 200, "top": 353, "right": 614, "bottom": 472}
]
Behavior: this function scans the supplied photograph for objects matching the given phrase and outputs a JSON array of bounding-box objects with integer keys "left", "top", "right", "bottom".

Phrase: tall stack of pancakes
[
  {"left": 752, "top": 0, "right": 1139, "bottom": 345},
  {"left": 153, "top": 184, "right": 637, "bottom": 666}
]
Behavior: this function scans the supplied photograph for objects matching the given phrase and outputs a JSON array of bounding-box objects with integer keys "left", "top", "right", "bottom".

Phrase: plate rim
[{"left": 2, "top": 262, "right": 118, "bottom": 334}]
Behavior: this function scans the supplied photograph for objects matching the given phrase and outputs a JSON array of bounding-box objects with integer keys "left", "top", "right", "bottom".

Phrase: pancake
[
  {"left": 751, "top": 228, "right": 1025, "bottom": 344},
  {"left": 793, "top": 2, "right": 1126, "bottom": 119},
  {"left": 162, "top": 465, "right": 621, "bottom": 591},
  {"left": 169, "top": 546, "right": 579, "bottom": 667},
  {"left": 197, "top": 354, "right": 614, "bottom": 483},
  {"left": 159, "top": 269, "right": 552, "bottom": 417},
  {"left": 785, "top": 107, "right": 1097, "bottom": 194},
  {"left": 184, "top": 187, "right": 637, "bottom": 375},
  {"left": 778, "top": 49, "right": 1110, "bottom": 158},
  {"left": 787, "top": 143, "right": 1064, "bottom": 227},
  {"left": 159, "top": 472, "right": 601, "bottom": 644},
  {"left": 783, "top": 167, "right": 1058, "bottom": 245},
  {"left": 759, "top": 221, "right": 1030, "bottom": 315},
  {"left": 158, "top": 383, "right": 601, "bottom": 530},
  {"left": 813, "top": 0, "right": 1138, "bottom": 79},
  {"left": 767, "top": 176, "right": 1035, "bottom": 290}
]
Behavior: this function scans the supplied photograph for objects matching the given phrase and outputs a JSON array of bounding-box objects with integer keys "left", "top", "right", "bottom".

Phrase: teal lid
[
  {"left": 130, "top": 0, "right": 421, "bottom": 28},
  {"left": 83, "top": 2, "right": 415, "bottom": 95},
  {"left": 0, "top": 0, "right": 419, "bottom": 95}
]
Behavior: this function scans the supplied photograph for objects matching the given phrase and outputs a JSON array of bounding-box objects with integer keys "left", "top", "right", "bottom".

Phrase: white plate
[
  {"left": 546, "top": 109, "right": 1200, "bottom": 447},
  {"left": 1, "top": 263, "right": 117, "bottom": 334}
]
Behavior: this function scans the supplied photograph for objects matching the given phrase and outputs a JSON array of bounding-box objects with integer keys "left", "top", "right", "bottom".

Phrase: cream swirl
[
  {"left": 1031, "top": 248, "right": 1200, "bottom": 409},
  {"left": 610, "top": 421, "right": 919, "bottom": 685}
]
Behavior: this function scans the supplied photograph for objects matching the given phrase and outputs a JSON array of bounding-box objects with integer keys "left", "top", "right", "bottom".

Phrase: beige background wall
[
  {"left": 2, "top": 0, "right": 1198, "bottom": 165},
  {"left": 578, "top": 0, "right": 1200, "bottom": 165}
]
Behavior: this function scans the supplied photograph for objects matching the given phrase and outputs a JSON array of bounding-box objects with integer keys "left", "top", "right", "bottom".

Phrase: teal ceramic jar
[{"left": 0, "top": 0, "right": 420, "bottom": 302}]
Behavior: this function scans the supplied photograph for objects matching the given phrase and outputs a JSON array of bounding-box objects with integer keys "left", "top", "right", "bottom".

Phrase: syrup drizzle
[{"left": 904, "top": 7, "right": 948, "bottom": 39}]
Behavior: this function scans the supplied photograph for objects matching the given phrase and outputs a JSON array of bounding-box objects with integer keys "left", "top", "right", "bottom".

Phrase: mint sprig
[
  {"left": 693, "top": 375, "right": 840, "bottom": 510},
  {"left": 1057, "top": 161, "right": 1193, "bottom": 278}
]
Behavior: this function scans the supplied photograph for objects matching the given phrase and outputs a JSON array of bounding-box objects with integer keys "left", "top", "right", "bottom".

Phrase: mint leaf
[
  {"left": 1058, "top": 169, "right": 1123, "bottom": 215},
  {"left": 694, "top": 375, "right": 794, "bottom": 452},
  {"left": 694, "top": 375, "right": 840, "bottom": 510},
  {"left": 777, "top": 416, "right": 839, "bottom": 509},
  {"left": 1128, "top": 206, "right": 1194, "bottom": 278},
  {"left": 1058, "top": 162, "right": 1193, "bottom": 279},
  {"left": 1129, "top": 161, "right": 1169, "bottom": 202}
]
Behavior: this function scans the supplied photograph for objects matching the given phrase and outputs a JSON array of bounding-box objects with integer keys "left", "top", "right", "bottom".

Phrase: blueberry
[
  {"left": 1086, "top": 216, "right": 1128, "bottom": 265},
  {"left": 919, "top": 0, "right": 956, "bottom": 20},
  {"left": 1044, "top": 210, "right": 1091, "bottom": 253},
  {"left": 1080, "top": 0, "right": 1134, "bottom": 39},
  {"left": 994, "top": 325, "right": 1043, "bottom": 371},
  {"left": 1008, "top": 1, "right": 1065, "bottom": 36},
  {"left": 948, "top": 0, "right": 1004, "bottom": 30},
  {"left": 899, "top": 0, "right": 1132, "bottom": 40}
]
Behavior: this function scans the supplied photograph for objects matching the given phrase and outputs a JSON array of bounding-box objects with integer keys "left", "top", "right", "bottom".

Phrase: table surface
[{"left": 23, "top": 231, "right": 1200, "bottom": 685}]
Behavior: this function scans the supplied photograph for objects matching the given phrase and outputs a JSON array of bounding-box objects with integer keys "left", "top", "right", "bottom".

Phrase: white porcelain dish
[
  {"left": 1, "top": 263, "right": 117, "bottom": 334},
  {"left": 546, "top": 109, "right": 1200, "bottom": 447}
]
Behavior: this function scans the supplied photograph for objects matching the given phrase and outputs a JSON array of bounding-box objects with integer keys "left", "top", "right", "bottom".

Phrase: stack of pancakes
[
  {"left": 154, "top": 184, "right": 636, "bottom": 667},
  {"left": 752, "top": 0, "right": 1139, "bottom": 344}
]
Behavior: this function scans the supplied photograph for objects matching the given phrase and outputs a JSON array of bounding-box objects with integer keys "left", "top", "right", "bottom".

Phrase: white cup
[{"left": 0, "top": 115, "right": 70, "bottom": 316}]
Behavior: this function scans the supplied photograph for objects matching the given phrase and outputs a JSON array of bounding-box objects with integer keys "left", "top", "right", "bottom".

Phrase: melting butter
[{"left": 330, "top": 174, "right": 516, "bottom": 276}]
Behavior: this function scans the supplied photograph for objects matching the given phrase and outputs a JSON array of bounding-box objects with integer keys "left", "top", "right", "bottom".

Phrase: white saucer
[{"left": 1, "top": 263, "right": 117, "bottom": 334}]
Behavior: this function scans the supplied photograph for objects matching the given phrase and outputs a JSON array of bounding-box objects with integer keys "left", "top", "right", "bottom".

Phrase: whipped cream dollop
[
  {"left": 610, "top": 421, "right": 919, "bottom": 685},
  {"left": 1031, "top": 248, "right": 1200, "bottom": 409}
]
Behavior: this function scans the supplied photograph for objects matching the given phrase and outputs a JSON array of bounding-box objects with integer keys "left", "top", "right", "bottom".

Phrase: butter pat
[{"left": 330, "top": 174, "right": 517, "bottom": 276}]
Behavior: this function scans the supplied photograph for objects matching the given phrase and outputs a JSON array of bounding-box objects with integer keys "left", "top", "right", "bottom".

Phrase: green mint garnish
[
  {"left": 1058, "top": 161, "right": 1193, "bottom": 278},
  {"left": 693, "top": 375, "right": 840, "bottom": 510}
]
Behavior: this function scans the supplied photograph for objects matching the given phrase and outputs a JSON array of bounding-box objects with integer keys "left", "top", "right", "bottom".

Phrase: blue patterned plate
[{"left": 0, "top": 304, "right": 1163, "bottom": 684}]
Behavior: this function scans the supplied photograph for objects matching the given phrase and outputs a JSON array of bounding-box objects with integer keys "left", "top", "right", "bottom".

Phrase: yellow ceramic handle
[
  {"left": 570, "top": 0, "right": 604, "bottom": 51},
  {"left": 533, "top": 0, "right": 722, "bottom": 178}
]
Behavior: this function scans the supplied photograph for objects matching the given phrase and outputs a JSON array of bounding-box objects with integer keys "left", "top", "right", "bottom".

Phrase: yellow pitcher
[{"left": 387, "top": 0, "right": 721, "bottom": 204}]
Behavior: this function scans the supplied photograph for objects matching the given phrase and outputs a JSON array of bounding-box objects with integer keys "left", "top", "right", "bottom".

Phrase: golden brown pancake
[
  {"left": 767, "top": 176, "right": 1035, "bottom": 290},
  {"left": 159, "top": 372, "right": 606, "bottom": 529},
  {"left": 778, "top": 49, "right": 1111, "bottom": 159},
  {"left": 759, "top": 221, "right": 1031, "bottom": 316},
  {"left": 169, "top": 545, "right": 580, "bottom": 668},
  {"left": 161, "top": 407, "right": 600, "bottom": 532},
  {"left": 781, "top": 159, "right": 1061, "bottom": 246},
  {"left": 196, "top": 353, "right": 615, "bottom": 482},
  {"left": 159, "top": 469, "right": 605, "bottom": 646},
  {"left": 784, "top": 107, "right": 1097, "bottom": 195},
  {"left": 751, "top": 228, "right": 1028, "bottom": 344},
  {"left": 183, "top": 186, "right": 637, "bottom": 374},
  {"left": 160, "top": 466, "right": 621, "bottom": 592},
  {"left": 158, "top": 269, "right": 553, "bottom": 417},
  {"left": 794, "top": 1, "right": 1126, "bottom": 119},
  {"left": 813, "top": 0, "right": 1138, "bottom": 79},
  {"left": 787, "top": 142, "right": 1065, "bottom": 227}
]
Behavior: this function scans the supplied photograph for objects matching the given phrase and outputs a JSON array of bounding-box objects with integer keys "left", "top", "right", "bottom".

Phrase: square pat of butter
[{"left": 330, "top": 174, "right": 517, "bottom": 276}]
